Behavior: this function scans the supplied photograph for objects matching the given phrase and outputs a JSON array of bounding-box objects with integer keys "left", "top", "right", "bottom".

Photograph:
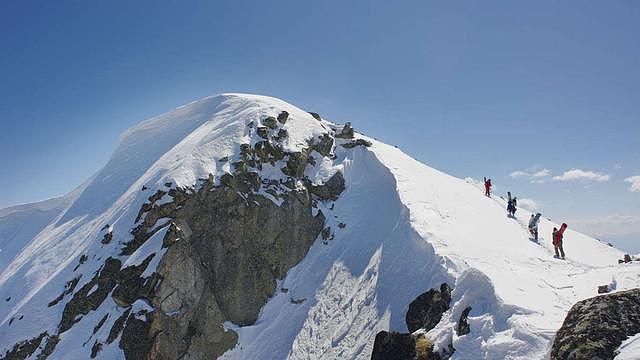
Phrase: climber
[
  {"left": 552, "top": 223, "right": 567, "bottom": 259},
  {"left": 484, "top": 177, "right": 492, "bottom": 197},
  {"left": 506, "top": 192, "right": 517, "bottom": 217},
  {"left": 528, "top": 213, "right": 541, "bottom": 241}
]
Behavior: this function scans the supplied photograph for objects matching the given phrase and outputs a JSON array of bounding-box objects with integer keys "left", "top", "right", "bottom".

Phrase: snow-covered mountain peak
[
  {"left": 60, "top": 94, "right": 334, "bottom": 222},
  {"left": 1, "top": 94, "right": 639, "bottom": 360}
]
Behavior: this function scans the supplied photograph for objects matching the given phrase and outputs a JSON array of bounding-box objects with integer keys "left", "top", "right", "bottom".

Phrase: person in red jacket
[
  {"left": 552, "top": 223, "right": 567, "bottom": 259},
  {"left": 484, "top": 177, "right": 492, "bottom": 197}
]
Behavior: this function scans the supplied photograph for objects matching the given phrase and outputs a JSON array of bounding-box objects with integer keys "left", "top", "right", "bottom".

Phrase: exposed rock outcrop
[
  {"left": 115, "top": 118, "right": 346, "bottom": 358},
  {"left": 551, "top": 288, "right": 640, "bottom": 360},
  {"left": 371, "top": 283, "right": 453, "bottom": 360},
  {"left": 406, "top": 283, "right": 452, "bottom": 333},
  {"left": 277, "top": 111, "right": 289, "bottom": 124},
  {"left": 309, "top": 172, "right": 345, "bottom": 201},
  {"left": 371, "top": 332, "right": 443, "bottom": 360},
  {"left": 456, "top": 307, "right": 472, "bottom": 336},
  {"left": 1, "top": 332, "right": 58, "bottom": 360},
  {"left": 3, "top": 110, "right": 360, "bottom": 359},
  {"left": 341, "top": 138, "right": 372, "bottom": 149},
  {"left": 308, "top": 112, "right": 322, "bottom": 121},
  {"left": 336, "top": 122, "right": 354, "bottom": 139},
  {"left": 371, "top": 331, "right": 417, "bottom": 360}
]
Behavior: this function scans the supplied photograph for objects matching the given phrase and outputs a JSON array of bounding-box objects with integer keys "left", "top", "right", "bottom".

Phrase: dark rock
[
  {"left": 406, "top": 283, "right": 452, "bottom": 333},
  {"left": 598, "top": 285, "right": 610, "bottom": 294},
  {"left": 550, "top": 288, "right": 640, "bottom": 360},
  {"left": 93, "top": 314, "right": 109, "bottom": 335},
  {"left": 257, "top": 126, "right": 269, "bottom": 139},
  {"left": 274, "top": 128, "right": 288, "bottom": 142},
  {"left": 134, "top": 190, "right": 167, "bottom": 223},
  {"left": 164, "top": 182, "right": 172, "bottom": 187},
  {"left": 254, "top": 141, "right": 285, "bottom": 164},
  {"left": 311, "top": 133, "right": 334, "bottom": 156},
  {"left": 308, "top": 112, "right": 322, "bottom": 121},
  {"left": 101, "top": 231, "right": 113, "bottom": 244},
  {"left": 119, "top": 313, "right": 153, "bottom": 360},
  {"left": 162, "top": 221, "right": 185, "bottom": 248},
  {"left": 371, "top": 331, "right": 416, "bottom": 360},
  {"left": 282, "top": 152, "right": 309, "bottom": 178},
  {"left": 47, "top": 277, "right": 80, "bottom": 307},
  {"left": 1, "top": 333, "right": 59, "bottom": 360},
  {"left": 6, "top": 297, "right": 10, "bottom": 302},
  {"left": 338, "top": 222, "right": 346, "bottom": 229},
  {"left": 277, "top": 111, "right": 289, "bottom": 124},
  {"left": 336, "top": 122, "right": 354, "bottom": 139},
  {"left": 239, "top": 143, "right": 251, "bottom": 159},
  {"left": 341, "top": 139, "right": 372, "bottom": 149},
  {"left": 262, "top": 116, "right": 278, "bottom": 129},
  {"left": 111, "top": 255, "right": 158, "bottom": 307},
  {"left": 134, "top": 154, "right": 338, "bottom": 359},
  {"left": 38, "top": 335, "right": 59, "bottom": 359},
  {"left": 218, "top": 156, "right": 229, "bottom": 163},
  {"left": 1, "top": 332, "right": 47, "bottom": 360},
  {"left": 415, "top": 334, "right": 442, "bottom": 360},
  {"left": 370, "top": 284, "right": 453, "bottom": 360},
  {"left": 321, "top": 227, "right": 333, "bottom": 240},
  {"left": 90, "top": 341, "right": 102, "bottom": 358},
  {"left": 310, "top": 172, "right": 345, "bottom": 201},
  {"left": 42, "top": 130, "right": 347, "bottom": 360},
  {"left": 290, "top": 297, "right": 306, "bottom": 304},
  {"left": 107, "top": 309, "right": 131, "bottom": 344},
  {"left": 124, "top": 188, "right": 186, "bottom": 255},
  {"left": 456, "top": 307, "right": 472, "bottom": 336},
  {"left": 59, "top": 258, "right": 122, "bottom": 333}
]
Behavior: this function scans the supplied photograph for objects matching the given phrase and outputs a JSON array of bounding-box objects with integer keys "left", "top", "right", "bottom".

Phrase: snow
[
  {"left": 372, "top": 141, "right": 639, "bottom": 358},
  {"left": 0, "top": 183, "right": 85, "bottom": 271},
  {"left": 1, "top": 93, "right": 638, "bottom": 359},
  {"left": 616, "top": 333, "right": 640, "bottom": 359}
]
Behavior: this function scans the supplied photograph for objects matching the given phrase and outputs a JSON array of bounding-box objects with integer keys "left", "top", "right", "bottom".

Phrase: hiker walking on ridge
[
  {"left": 507, "top": 192, "right": 517, "bottom": 217},
  {"left": 553, "top": 223, "right": 568, "bottom": 259},
  {"left": 528, "top": 213, "right": 541, "bottom": 241},
  {"left": 484, "top": 177, "right": 492, "bottom": 197}
]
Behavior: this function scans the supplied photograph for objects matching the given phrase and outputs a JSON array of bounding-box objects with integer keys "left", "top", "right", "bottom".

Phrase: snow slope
[
  {"left": 616, "top": 333, "right": 640, "bottom": 360},
  {"left": 1, "top": 93, "right": 638, "bottom": 359},
  {"left": 0, "top": 182, "right": 85, "bottom": 271}
]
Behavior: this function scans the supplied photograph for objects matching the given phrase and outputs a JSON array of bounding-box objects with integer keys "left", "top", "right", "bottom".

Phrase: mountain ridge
[{"left": 1, "top": 93, "right": 638, "bottom": 359}]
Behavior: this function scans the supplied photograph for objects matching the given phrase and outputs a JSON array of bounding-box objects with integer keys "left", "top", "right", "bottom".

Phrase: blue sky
[{"left": 1, "top": 1, "right": 639, "bottom": 251}]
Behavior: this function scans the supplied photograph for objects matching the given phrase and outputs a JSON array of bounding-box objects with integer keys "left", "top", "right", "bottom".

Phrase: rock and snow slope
[{"left": 0, "top": 94, "right": 638, "bottom": 359}]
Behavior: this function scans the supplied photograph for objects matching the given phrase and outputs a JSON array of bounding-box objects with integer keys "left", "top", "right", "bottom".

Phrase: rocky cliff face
[
  {"left": 550, "top": 288, "right": 640, "bottom": 360},
  {"left": 1, "top": 104, "right": 367, "bottom": 360}
]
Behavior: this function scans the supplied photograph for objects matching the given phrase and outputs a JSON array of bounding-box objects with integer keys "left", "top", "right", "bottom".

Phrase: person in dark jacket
[
  {"left": 484, "top": 177, "right": 492, "bottom": 197},
  {"left": 506, "top": 192, "right": 517, "bottom": 217}
]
